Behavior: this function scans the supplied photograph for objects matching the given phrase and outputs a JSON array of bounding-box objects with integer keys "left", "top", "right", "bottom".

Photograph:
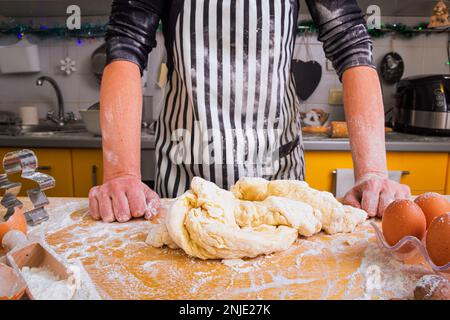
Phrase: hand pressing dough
[
  {"left": 146, "top": 177, "right": 367, "bottom": 260},
  {"left": 231, "top": 177, "right": 367, "bottom": 234}
]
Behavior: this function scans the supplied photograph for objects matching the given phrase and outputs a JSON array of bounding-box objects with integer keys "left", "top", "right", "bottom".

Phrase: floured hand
[
  {"left": 88, "top": 176, "right": 161, "bottom": 223},
  {"left": 343, "top": 173, "right": 411, "bottom": 218}
]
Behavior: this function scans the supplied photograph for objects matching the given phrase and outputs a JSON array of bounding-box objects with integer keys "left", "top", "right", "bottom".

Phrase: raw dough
[
  {"left": 231, "top": 177, "right": 367, "bottom": 234},
  {"left": 146, "top": 177, "right": 367, "bottom": 260}
]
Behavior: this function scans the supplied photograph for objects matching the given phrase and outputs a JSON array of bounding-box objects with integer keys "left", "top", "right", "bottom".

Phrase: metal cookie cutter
[
  {"left": 3, "top": 149, "right": 56, "bottom": 226},
  {"left": 0, "top": 173, "right": 23, "bottom": 221}
]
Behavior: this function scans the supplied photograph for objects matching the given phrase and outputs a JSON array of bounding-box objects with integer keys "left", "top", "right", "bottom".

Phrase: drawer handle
[
  {"left": 37, "top": 166, "right": 51, "bottom": 171},
  {"left": 92, "top": 165, "right": 98, "bottom": 187},
  {"left": 331, "top": 170, "right": 411, "bottom": 176}
]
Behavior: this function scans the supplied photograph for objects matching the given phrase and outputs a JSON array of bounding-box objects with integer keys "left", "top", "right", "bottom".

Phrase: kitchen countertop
[
  {"left": 303, "top": 132, "right": 450, "bottom": 152},
  {"left": 0, "top": 131, "right": 449, "bottom": 152},
  {"left": 0, "top": 131, "right": 156, "bottom": 149},
  {"left": 2, "top": 197, "right": 435, "bottom": 300}
]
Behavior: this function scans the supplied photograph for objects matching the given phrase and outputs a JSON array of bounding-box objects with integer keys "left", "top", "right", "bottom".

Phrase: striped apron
[{"left": 155, "top": 0, "right": 305, "bottom": 198}]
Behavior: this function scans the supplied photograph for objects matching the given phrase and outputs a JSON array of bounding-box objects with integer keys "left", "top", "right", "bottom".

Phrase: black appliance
[{"left": 393, "top": 74, "right": 450, "bottom": 136}]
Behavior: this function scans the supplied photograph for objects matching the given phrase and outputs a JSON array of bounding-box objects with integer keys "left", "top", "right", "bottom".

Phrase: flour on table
[
  {"left": 21, "top": 266, "right": 74, "bottom": 300},
  {"left": 222, "top": 259, "right": 247, "bottom": 268},
  {"left": 69, "top": 261, "right": 103, "bottom": 300},
  {"left": 221, "top": 258, "right": 263, "bottom": 273},
  {"left": 146, "top": 177, "right": 367, "bottom": 260},
  {"left": 21, "top": 201, "right": 103, "bottom": 300},
  {"left": 357, "top": 244, "right": 429, "bottom": 299},
  {"left": 28, "top": 200, "right": 89, "bottom": 241}
]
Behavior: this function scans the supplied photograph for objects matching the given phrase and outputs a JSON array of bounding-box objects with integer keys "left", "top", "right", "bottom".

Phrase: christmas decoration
[
  {"left": 297, "top": 21, "right": 445, "bottom": 39},
  {"left": 60, "top": 57, "right": 76, "bottom": 75},
  {"left": 429, "top": 1, "right": 450, "bottom": 28},
  {"left": 0, "top": 22, "right": 163, "bottom": 40},
  {"left": 0, "top": 19, "right": 447, "bottom": 41},
  {"left": 0, "top": 23, "right": 107, "bottom": 40}
]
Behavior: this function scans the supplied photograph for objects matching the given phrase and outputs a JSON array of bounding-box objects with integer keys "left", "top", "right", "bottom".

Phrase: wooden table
[{"left": 2, "top": 198, "right": 435, "bottom": 300}]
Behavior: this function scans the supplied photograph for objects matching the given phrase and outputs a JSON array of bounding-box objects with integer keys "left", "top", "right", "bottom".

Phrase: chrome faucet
[{"left": 36, "top": 76, "right": 76, "bottom": 126}]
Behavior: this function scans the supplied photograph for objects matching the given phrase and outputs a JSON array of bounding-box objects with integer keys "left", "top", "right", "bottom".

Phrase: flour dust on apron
[{"left": 155, "top": 0, "right": 304, "bottom": 198}]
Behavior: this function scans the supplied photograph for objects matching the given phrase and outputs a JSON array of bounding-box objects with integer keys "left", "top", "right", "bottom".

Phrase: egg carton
[{"left": 371, "top": 222, "right": 450, "bottom": 274}]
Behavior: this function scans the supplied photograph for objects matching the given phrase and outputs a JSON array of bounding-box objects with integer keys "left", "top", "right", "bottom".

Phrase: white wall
[
  {"left": 0, "top": 36, "right": 102, "bottom": 117},
  {"left": 294, "top": 16, "right": 449, "bottom": 122}
]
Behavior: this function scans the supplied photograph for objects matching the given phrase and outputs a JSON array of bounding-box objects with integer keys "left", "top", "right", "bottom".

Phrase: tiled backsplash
[
  {"left": 294, "top": 16, "right": 450, "bottom": 122},
  {"left": 0, "top": 36, "right": 104, "bottom": 119},
  {"left": 0, "top": 16, "right": 448, "bottom": 123}
]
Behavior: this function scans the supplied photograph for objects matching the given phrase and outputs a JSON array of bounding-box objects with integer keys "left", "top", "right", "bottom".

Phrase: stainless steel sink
[
  {"left": 21, "top": 123, "right": 84, "bottom": 132},
  {"left": 13, "top": 123, "right": 88, "bottom": 137},
  {"left": 0, "top": 123, "right": 87, "bottom": 137}
]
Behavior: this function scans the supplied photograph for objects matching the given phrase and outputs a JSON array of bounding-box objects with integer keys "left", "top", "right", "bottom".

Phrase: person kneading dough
[{"left": 88, "top": 0, "right": 410, "bottom": 225}]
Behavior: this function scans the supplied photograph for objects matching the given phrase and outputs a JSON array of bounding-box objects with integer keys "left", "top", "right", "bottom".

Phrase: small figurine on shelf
[{"left": 429, "top": 1, "right": 450, "bottom": 28}]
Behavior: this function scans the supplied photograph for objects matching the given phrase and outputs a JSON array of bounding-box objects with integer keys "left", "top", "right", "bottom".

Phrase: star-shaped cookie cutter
[{"left": 2, "top": 149, "right": 56, "bottom": 226}]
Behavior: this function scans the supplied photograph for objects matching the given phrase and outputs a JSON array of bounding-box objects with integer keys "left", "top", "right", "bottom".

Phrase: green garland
[
  {"left": 298, "top": 21, "right": 444, "bottom": 38},
  {"left": 0, "top": 23, "right": 108, "bottom": 39},
  {"left": 368, "top": 22, "right": 434, "bottom": 38},
  {"left": 0, "top": 21, "right": 446, "bottom": 40}
]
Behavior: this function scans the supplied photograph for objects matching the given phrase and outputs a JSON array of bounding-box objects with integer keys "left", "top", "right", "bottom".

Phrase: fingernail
[{"left": 117, "top": 215, "right": 128, "bottom": 223}]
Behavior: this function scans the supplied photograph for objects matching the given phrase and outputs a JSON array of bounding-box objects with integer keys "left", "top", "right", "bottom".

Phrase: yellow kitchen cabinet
[
  {"left": 0, "top": 148, "right": 74, "bottom": 197},
  {"left": 387, "top": 152, "right": 448, "bottom": 194},
  {"left": 305, "top": 151, "right": 449, "bottom": 195},
  {"left": 446, "top": 157, "right": 450, "bottom": 195},
  {"left": 71, "top": 149, "right": 104, "bottom": 197},
  {"left": 304, "top": 151, "right": 353, "bottom": 192}
]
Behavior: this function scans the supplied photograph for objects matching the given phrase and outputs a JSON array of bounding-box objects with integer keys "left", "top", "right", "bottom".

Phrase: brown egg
[
  {"left": 415, "top": 193, "right": 450, "bottom": 228},
  {"left": 382, "top": 199, "right": 427, "bottom": 251},
  {"left": 426, "top": 213, "right": 450, "bottom": 267},
  {"left": 0, "top": 208, "right": 27, "bottom": 245}
]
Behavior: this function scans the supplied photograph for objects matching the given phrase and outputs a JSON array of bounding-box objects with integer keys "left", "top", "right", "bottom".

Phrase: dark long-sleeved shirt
[{"left": 105, "top": 0, "right": 375, "bottom": 79}]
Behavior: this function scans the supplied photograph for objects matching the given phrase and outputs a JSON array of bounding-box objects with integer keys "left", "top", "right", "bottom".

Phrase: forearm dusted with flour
[
  {"left": 87, "top": 0, "right": 163, "bottom": 223},
  {"left": 342, "top": 66, "right": 388, "bottom": 180},
  {"left": 342, "top": 66, "right": 410, "bottom": 217},
  {"left": 100, "top": 60, "right": 142, "bottom": 182},
  {"left": 89, "top": 60, "right": 160, "bottom": 223}
]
